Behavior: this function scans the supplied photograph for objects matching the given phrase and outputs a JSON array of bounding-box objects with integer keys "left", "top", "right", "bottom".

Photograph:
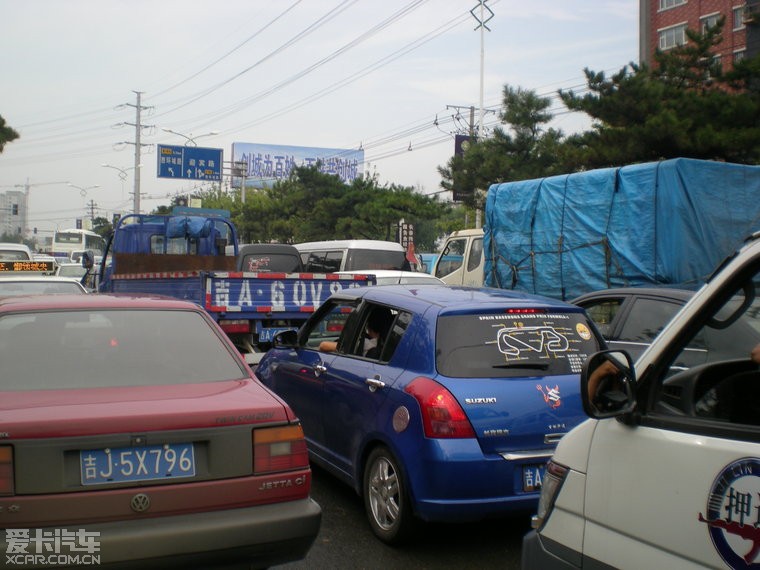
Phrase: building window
[
  {"left": 701, "top": 13, "right": 722, "bottom": 34},
  {"left": 659, "top": 24, "right": 688, "bottom": 50},
  {"left": 734, "top": 49, "right": 746, "bottom": 63},
  {"left": 733, "top": 5, "right": 746, "bottom": 30},
  {"left": 659, "top": 0, "right": 686, "bottom": 9}
]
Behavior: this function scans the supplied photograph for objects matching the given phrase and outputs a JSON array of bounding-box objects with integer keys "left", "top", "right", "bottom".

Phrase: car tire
[{"left": 363, "top": 445, "right": 415, "bottom": 545}]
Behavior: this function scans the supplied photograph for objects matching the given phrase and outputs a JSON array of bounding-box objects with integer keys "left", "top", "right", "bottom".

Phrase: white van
[
  {"left": 295, "top": 239, "right": 409, "bottom": 273},
  {"left": 522, "top": 231, "right": 760, "bottom": 570},
  {"left": 433, "top": 228, "right": 484, "bottom": 286},
  {"left": 0, "top": 243, "right": 33, "bottom": 261}
]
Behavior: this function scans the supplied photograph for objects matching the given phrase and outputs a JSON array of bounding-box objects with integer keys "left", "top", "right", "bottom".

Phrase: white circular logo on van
[{"left": 698, "top": 457, "right": 760, "bottom": 569}]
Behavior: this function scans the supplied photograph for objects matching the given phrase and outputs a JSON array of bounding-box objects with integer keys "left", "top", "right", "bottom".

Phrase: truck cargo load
[{"left": 485, "top": 158, "right": 760, "bottom": 300}]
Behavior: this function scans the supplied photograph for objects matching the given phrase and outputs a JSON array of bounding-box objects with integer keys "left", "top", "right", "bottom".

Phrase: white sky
[{"left": 0, "top": 0, "right": 639, "bottom": 236}]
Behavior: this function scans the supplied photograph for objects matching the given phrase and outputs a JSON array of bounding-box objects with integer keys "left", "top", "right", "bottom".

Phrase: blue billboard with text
[{"left": 232, "top": 142, "right": 363, "bottom": 188}]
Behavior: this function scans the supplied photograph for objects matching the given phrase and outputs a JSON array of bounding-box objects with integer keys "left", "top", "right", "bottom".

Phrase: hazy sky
[{"left": 0, "top": 0, "right": 638, "bottom": 235}]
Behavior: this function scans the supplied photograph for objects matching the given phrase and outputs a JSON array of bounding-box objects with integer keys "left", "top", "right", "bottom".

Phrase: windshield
[
  {"left": 0, "top": 309, "right": 247, "bottom": 391},
  {"left": 436, "top": 311, "right": 601, "bottom": 378}
]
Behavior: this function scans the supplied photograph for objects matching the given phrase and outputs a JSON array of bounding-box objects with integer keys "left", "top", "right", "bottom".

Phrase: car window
[
  {"left": 303, "top": 300, "right": 359, "bottom": 351},
  {"left": 653, "top": 274, "right": 760, "bottom": 428},
  {"left": 435, "top": 238, "right": 465, "bottom": 279},
  {"left": 344, "top": 303, "right": 410, "bottom": 362},
  {"left": 467, "top": 237, "right": 483, "bottom": 272},
  {"left": 618, "top": 297, "right": 682, "bottom": 342},
  {"left": 241, "top": 253, "right": 301, "bottom": 272},
  {"left": 436, "top": 311, "right": 600, "bottom": 378},
  {"left": 0, "top": 309, "right": 247, "bottom": 391},
  {"left": 581, "top": 298, "right": 624, "bottom": 338},
  {"left": 305, "top": 251, "right": 343, "bottom": 272},
  {"left": 344, "top": 248, "right": 406, "bottom": 271}
]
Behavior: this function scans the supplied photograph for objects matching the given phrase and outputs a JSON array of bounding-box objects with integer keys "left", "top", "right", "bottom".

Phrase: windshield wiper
[{"left": 492, "top": 363, "right": 549, "bottom": 370}]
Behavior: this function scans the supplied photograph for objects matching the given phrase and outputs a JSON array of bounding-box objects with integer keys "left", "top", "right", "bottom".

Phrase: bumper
[
  {"left": 1, "top": 498, "right": 321, "bottom": 569},
  {"left": 521, "top": 529, "right": 580, "bottom": 570},
  {"left": 403, "top": 439, "right": 544, "bottom": 522}
]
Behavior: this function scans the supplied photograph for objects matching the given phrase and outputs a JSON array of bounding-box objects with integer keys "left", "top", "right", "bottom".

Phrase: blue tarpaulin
[{"left": 484, "top": 158, "right": 760, "bottom": 300}]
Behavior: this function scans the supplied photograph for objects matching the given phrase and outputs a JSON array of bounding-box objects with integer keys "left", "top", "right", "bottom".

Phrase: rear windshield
[
  {"left": 345, "top": 249, "right": 406, "bottom": 271},
  {"left": 241, "top": 253, "right": 302, "bottom": 273},
  {"left": 436, "top": 311, "right": 600, "bottom": 378},
  {"left": 0, "top": 309, "right": 247, "bottom": 391},
  {"left": 0, "top": 281, "right": 84, "bottom": 295}
]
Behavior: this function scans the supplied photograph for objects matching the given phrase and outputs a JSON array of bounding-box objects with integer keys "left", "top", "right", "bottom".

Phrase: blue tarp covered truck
[
  {"left": 97, "top": 212, "right": 373, "bottom": 364},
  {"left": 484, "top": 158, "right": 760, "bottom": 300}
]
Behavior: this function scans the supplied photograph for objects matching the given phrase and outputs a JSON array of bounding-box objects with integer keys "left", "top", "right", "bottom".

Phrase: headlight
[{"left": 531, "top": 459, "right": 568, "bottom": 529}]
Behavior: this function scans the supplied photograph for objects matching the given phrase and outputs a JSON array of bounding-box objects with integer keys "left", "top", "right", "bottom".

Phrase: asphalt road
[{"left": 275, "top": 464, "right": 529, "bottom": 570}]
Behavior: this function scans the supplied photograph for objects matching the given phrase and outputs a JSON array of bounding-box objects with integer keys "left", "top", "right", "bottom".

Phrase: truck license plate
[{"left": 80, "top": 443, "right": 195, "bottom": 485}]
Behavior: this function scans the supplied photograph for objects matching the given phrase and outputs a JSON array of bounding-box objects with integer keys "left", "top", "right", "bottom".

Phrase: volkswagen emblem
[{"left": 130, "top": 493, "right": 151, "bottom": 513}]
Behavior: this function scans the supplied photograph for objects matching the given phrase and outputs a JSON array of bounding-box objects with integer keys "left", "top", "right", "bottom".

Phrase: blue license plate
[
  {"left": 80, "top": 443, "right": 195, "bottom": 485},
  {"left": 522, "top": 463, "right": 546, "bottom": 492}
]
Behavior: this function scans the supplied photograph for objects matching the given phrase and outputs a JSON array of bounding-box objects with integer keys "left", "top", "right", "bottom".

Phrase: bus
[{"left": 51, "top": 228, "right": 106, "bottom": 261}]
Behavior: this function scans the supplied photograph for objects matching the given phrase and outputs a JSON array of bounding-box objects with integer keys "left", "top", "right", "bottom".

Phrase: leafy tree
[
  {"left": 438, "top": 85, "right": 568, "bottom": 206},
  {"left": 0, "top": 115, "right": 19, "bottom": 153},
  {"left": 90, "top": 216, "right": 113, "bottom": 239},
  {"left": 559, "top": 19, "right": 760, "bottom": 166}
]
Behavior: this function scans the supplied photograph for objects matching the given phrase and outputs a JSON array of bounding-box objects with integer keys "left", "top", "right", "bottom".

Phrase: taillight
[
  {"left": 0, "top": 446, "right": 14, "bottom": 495},
  {"left": 252, "top": 425, "right": 309, "bottom": 475},
  {"left": 532, "top": 460, "right": 568, "bottom": 529},
  {"left": 405, "top": 377, "right": 475, "bottom": 438},
  {"left": 219, "top": 319, "right": 251, "bottom": 334}
]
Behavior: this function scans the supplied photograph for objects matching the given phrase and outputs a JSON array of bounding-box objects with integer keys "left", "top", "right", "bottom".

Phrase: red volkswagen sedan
[{"left": 0, "top": 294, "right": 320, "bottom": 568}]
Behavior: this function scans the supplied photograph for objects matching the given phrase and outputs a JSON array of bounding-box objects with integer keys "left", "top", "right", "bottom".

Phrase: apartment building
[{"left": 640, "top": 0, "right": 759, "bottom": 69}]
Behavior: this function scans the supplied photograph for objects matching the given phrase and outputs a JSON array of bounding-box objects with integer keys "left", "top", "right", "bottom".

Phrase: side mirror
[
  {"left": 581, "top": 350, "right": 637, "bottom": 418},
  {"left": 273, "top": 329, "right": 298, "bottom": 348},
  {"left": 81, "top": 250, "right": 95, "bottom": 270}
]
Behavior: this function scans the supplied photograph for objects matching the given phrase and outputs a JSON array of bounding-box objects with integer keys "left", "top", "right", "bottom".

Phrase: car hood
[
  {"left": 0, "top": 380, "right": 290, "bottom": 438},
  {"left": 435, "top": 373, "right": 586, "bottom": 455}
]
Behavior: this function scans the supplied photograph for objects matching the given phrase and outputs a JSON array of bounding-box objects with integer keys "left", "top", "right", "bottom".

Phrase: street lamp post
[
  {"left": 102, "top": 164, "right": 142, "bottom": 204},
  {"left": 161, "top": 128, "right": 220, "bottom": 147},
  {"left": 67, "top": 184, "right": 100, "bottom": 228}
]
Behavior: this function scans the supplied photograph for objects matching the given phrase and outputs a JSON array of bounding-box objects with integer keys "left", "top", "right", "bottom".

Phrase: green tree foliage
[
  {"left": 559, "top": 18, "right": 760, "bottom": 166},
  {"left": 175, "top": 166, "right": 449, "bottom": 252},
  {"left": 438, "top": 19, "right": 760, "bottom": 194},
  {"left": 438, "top": 85, "right": 568, "bottom": 206},
  {"left": 0, "top": 115, "right": 19, "bottom": 153}
]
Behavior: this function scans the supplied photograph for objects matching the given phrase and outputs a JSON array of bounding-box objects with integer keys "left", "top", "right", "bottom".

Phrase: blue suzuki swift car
[{"left": 257, "top": 285, "right": 602, "bottom": 544}]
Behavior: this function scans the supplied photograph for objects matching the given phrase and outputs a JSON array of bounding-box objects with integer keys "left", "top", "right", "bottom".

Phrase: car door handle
[
  {"left": 314, "top": 363, "right": 327, "bottom": 376},
  {"left": 365, "top": 376, "right": 386, "bottom": 392}
]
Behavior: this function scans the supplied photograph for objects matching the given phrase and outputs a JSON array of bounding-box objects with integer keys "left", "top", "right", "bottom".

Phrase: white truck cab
[
  {"left": 523, "top": 231, "right": 760, "bottom": 570},
  {"left": 433, "top": 228, "right": 484, "bottom": 287}
]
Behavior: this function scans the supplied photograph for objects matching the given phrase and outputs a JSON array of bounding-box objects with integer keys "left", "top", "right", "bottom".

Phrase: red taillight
[
  {"left": 506, "top": 308, "right": 542, "bottom": 314},
  {"left": 405, "top": 377, "right": 475, "bottom": 438},
  {"left": 252, "top": 425, "right": 309, "bottom": 475},
  {"left": 219, "top": 319, "right": 251, "bottom": 334},
  {"left": 0, "top": 446, "right": 14, "bottom": 495}
]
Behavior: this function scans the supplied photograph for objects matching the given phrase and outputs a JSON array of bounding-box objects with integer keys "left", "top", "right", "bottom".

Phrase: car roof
[
  {"left": 294, "top": 239, "right": 404, "bottom": 251},
  {"left": 336, "top": 270, "right": 443, "bottom": 282},
  {"left": 0, "top": 293, "right": 201, "bottom": 313},
  {"left": 572, "top": 287, "right": 695, "bottom": 304},
  {"left": 333, "top": 284, "right": 583, "bottom": 313}
]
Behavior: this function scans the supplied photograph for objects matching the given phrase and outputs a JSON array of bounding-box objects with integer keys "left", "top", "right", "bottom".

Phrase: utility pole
[
  {"left": 118, "top": 91, "right": 152, "bottom": 215},
  {"left": 87, "top": 199, "right": 97, "bottom": 221}
]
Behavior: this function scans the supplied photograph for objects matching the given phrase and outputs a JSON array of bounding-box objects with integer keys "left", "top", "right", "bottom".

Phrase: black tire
[{"left": 362, "top": 446, "right": 416, "bottom": 545}]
